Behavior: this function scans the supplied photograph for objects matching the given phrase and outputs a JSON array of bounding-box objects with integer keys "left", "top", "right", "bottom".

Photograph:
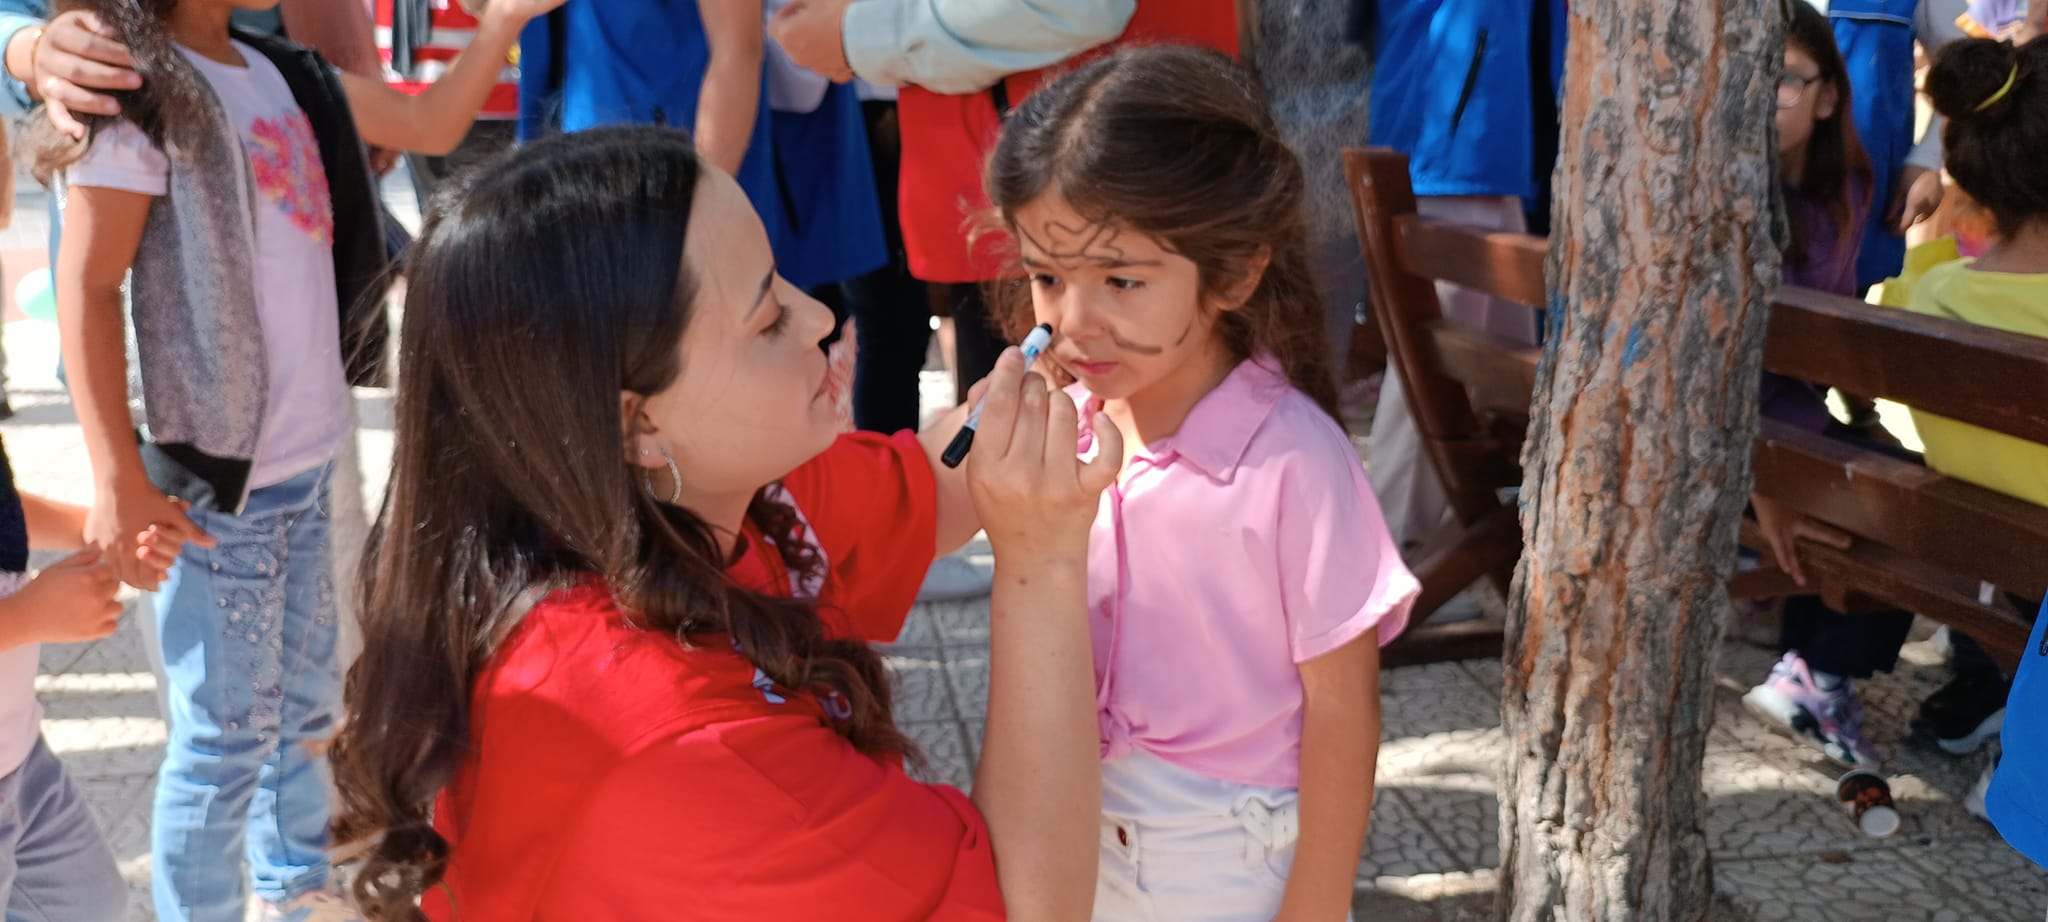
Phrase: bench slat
[
  {"left": 1739, "top": 520, "right": 2034, "bottom": 672},
  {"left": 1394, "top": 215, "right": 1549, "bottom": 310},
  {"left": 1428, "top": 322, "right": 1540, "bottom": 417},
  {"left": 1765, "top": 287, "right": 2048, "bottom": 445},
  {"left": 1751, "top": 420, "right": 2048, "bottom": 600}
]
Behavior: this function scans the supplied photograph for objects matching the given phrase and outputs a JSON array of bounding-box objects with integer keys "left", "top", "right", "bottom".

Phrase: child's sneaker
[
  {"left": 1964, "top": 750, "right": 1998, "bottom": 823},
  {"left": 1742, "top": 652, "right": 1883, "bottom": 768},
  {"left": 256, "top": 884, "right": 362, "bottom": 922},
  {"left": 1911, "top": 669, "right": 2009, "bottom": 755}
]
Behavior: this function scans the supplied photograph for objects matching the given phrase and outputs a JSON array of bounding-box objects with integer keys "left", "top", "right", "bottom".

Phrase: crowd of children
[{"left": 0, "top": 0, "right": 2042, "bottom": 921}]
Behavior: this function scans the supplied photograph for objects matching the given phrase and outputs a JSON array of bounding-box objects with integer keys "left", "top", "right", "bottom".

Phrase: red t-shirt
[{"left": 422, "top": 433, "right": 1003, "bottom": 921}]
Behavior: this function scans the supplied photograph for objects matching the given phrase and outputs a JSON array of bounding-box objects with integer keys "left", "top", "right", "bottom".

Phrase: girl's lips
[{"left": 1068, "top": 359, "right": 1119, "bottom": 377}]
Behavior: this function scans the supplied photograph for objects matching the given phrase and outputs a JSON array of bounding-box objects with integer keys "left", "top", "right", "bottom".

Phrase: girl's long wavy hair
[
  {"left": 983, "top": 45, "right": 1342, "bottom": 422},
  {"left": 1783, "top": 0, "right": 1874, "bottom": 266},
  {"left": 20, "top": 0, "right": 214, "bottom": 183},
  {"left": 328, "top": 127, "right": 908, "bottom": 920}
]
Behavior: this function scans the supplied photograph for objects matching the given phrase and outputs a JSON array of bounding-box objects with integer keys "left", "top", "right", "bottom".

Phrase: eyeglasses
[{"left": 1778, "top": 73, "right": 1822, "bottom": 109}]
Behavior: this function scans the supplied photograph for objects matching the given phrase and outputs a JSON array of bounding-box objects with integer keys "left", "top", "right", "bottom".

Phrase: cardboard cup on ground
[{"left": 1837, "top": 769, "right": 1901, "bottom": 838}]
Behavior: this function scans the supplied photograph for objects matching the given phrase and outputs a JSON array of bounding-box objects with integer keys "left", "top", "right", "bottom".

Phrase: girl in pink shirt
[{"left": 984, "top": 45, "right": 1420, "bottom": 921}]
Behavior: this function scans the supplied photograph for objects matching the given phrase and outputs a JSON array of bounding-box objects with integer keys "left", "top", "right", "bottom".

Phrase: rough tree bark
[{"left": 1499, "top": 2, "right": 1784, "bottom": 920}]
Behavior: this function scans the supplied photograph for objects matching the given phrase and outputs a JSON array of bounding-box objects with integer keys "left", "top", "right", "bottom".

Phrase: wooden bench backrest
[{"left": 1346, "top": 146, "right": 2048, "bottom": 668}]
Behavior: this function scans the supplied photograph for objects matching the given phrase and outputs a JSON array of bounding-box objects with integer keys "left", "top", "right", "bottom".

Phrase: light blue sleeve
[
  {"left": 841, "top": 0, "right": 1136, "bottom": 95},
  {"left": 0, "top": 2, "right": 50, "bottom": 120}
]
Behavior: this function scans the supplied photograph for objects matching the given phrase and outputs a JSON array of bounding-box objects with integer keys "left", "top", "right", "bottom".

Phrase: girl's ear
[
  {"left": 1217, "top": 246, "right": 1273, "bottom": 313},
  {"left": 620, "top": 392, "right": 663, "bottom": 470}
]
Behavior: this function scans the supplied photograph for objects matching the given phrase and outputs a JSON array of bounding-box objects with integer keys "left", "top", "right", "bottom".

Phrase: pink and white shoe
[{"left": 1742, "top": 651, "right": 1884, "bottom": 768}]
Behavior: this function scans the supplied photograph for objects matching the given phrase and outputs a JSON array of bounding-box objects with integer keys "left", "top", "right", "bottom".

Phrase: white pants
[
  {"left": 1093, "top": 751, "right": 1352, "bottom": 921},
  {"left": 1365, "top": 195, "right": 1537, "bottom": 548}
]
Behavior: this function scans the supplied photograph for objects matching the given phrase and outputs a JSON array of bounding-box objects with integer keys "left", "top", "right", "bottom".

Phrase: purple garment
[{"left": 1760, "top": 184, "right": 1870, "bottom": 432}]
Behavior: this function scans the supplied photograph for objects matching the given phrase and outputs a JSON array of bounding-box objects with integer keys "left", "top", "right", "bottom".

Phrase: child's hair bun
[{"left": 1927, "top": 37, "right": 2031, "bottom": 124}]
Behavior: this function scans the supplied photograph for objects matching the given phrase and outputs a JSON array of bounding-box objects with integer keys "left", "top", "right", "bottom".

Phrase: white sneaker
[
  {"left": 917, "top": 553, "right": 992, "bottom": 602},
  {"left": 1965, "top": 750, "right": 1998, "bottom": 824},
  {"left": 256, "top": 885, "right": 362, "bottom": 922}
]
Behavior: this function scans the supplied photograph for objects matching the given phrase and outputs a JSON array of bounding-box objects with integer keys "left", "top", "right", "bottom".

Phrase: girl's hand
[
  {"left": 1751, "top": 493, "right": 1851, "bottom": 588},
  {"left": 8, "top": 548, "right": 122, "bottom": 644},
  {"left": 965, "top": 347, "right": 1122, "bottom": 562},
  {"left": 88, "top": 473, "right": 211, "bottom": 591}
]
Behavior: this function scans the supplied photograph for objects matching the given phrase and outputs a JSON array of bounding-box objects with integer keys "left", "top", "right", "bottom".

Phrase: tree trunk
[{"left": 1499, "top": 2, "right": 1783, "bottom": 920}]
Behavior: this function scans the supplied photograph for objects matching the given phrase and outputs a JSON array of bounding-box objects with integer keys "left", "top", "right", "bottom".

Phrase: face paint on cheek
[{"left": 1105, "top": 317, "right": 1197, "bottom": 356}]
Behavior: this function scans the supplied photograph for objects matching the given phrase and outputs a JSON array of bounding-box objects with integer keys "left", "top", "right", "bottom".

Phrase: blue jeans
[
  {"left": 0, "top": 737, "right": 126, "bottom": 921},
  {"left": 151, "top": 464, "right": 339, "bottom": 920}
]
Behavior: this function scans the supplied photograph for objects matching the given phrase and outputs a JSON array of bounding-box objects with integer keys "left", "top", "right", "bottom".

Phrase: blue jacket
[
  {"left": 1828, "top": 0, "right": 1919, "bottom": 291},
  {"left": 519, "top": 5, "right": 882, "bottom": 289},
  {"left": 1990, "top": 596, "right": 2048, "bottom": 869},
  {"left": 1364, "top": 0, "right": 1567, "bottom": 205}
]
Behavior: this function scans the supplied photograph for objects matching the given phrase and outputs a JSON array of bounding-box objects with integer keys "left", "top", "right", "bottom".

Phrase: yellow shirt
[{"left": 1903, "top": 259, "right": 2048, "bottom": 508}]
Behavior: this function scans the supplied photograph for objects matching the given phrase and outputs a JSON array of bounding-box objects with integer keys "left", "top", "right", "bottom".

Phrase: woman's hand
[
  {"left": 9, "top": 11, "right": 141, "bottom": 139},
  {"left": 964, "top": 347, "right": 1122, "bottom": 562},
  {"left": 1751, "top": 493, "right": 1851, "bottom": 588}
]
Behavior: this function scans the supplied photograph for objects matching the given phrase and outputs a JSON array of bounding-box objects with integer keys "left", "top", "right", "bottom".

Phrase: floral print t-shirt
[{"left": 68, "top": 39, "right": 348, "bottom": 490}]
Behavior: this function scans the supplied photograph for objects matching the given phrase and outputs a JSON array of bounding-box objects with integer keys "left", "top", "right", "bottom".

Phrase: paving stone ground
[{"left": 4, "top": 170, "right": 2042, "bottom": 921}]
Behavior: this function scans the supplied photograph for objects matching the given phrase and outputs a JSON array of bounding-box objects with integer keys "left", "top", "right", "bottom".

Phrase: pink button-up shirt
[{"left": 1077, "top": 357, "right": 1418, "bottom": 789}]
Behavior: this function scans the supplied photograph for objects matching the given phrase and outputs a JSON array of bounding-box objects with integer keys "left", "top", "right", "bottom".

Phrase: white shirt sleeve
[
  {"left": 842, "top": 0, "right": 1138, "bottom": 95},
  {"left": 65, "top": 120, "right": 170, "bottom": 197}
]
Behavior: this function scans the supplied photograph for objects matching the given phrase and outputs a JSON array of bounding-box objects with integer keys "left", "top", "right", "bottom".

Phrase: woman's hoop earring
[{"left": 642, "top": 448, "right": 682, "bottom": 505}]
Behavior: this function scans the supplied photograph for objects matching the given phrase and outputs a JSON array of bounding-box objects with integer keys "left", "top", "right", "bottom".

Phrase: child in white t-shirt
[{"left": 34, "top": 0, "right": 564, "bottom": 917}]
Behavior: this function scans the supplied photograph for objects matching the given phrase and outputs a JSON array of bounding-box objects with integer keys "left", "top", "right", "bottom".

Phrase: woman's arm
[
  {"left": 337, "top": 0, "right": 556, "bottom": 155},
  {"left": 918, "top": 390, "right": 983, "bottom": 557},
  {"left": 695, "top": 0, "right": 765, "bottom": 176},
  {"left": 57, "top": 185, "right": 210, "bottom": 590},
  {"left": 966, "top": 350, "right": 1121, "bottom": 921},
  {"left": 1275, "top": 630, "right": 1380, "bottom": 922}
]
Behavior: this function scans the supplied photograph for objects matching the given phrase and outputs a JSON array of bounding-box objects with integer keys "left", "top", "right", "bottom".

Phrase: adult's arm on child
[
  {"left": 696, "top": 0, "right": 766, "bottom": 177},
  {"left": 337, "top": 0, "right": 561, "bottom": 156},
  {"left": 1, "top": 10, "right": 137, "bottom": 134},
  {"left": 1275, "top": 629, "right": 1380, "bottom": 922},
  {"left": 0, "top": 547, "right": 119, "bottom": 650},
  {"left": 56, "top": 185, "right": 211, "bottom": 592},
  {"left": 967, "top": 349, "right": 1122, "bottom": 922}
]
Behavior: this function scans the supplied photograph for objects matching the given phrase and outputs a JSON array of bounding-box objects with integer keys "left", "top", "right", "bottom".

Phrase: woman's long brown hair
[
  {"left": 983, "top": 45, "right": 1343, "bottom": 422},
  {"left": 328, "top": 127, "right": 907, "bottom": 920}
]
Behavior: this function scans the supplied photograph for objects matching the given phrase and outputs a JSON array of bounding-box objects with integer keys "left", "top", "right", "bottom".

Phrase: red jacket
[
  {"left": 895, "top": 1, "right": 1239, "bottom": 284},
  {"left": 423, "top": 433, "right": 1005, "bottom": 920}
]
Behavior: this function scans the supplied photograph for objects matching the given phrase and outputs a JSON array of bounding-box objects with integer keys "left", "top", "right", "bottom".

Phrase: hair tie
[{"left": 1975, "top": 64, "right": 2020, "bottom": 112}]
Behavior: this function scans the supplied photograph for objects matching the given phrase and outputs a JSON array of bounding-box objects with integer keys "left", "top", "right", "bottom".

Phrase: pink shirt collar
[{"left": 1077, "top": 355, "right": 1293, "bottom": 480}]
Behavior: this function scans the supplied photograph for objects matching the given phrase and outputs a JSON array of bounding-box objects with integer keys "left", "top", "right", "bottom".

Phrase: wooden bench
[{"left": 1345, "top": 147, "right": 2048, "bottom": 671}]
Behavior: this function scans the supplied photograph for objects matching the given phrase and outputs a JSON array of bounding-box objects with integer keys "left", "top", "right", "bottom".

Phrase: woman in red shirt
[{"left": 329, "top": 126, "right": 1121, "bottom": 921}]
